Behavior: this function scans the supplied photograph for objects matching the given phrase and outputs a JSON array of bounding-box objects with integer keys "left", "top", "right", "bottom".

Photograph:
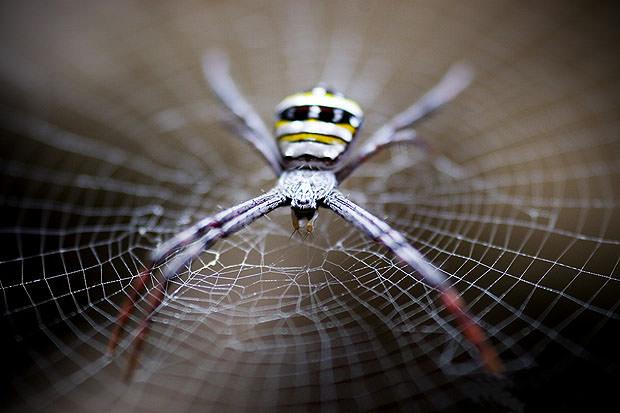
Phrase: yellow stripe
[
  {"left": 332, "top": 122, "right": 356, "bottom": 133},
  {"left": 274, "top": 119, "right": 357, "bottom": 133},
  {"left": 278, "top": 133, "right": 347, "bottom": 145},
  {"left": 293, "top": 92, "right": 360, "bottom": 110}
]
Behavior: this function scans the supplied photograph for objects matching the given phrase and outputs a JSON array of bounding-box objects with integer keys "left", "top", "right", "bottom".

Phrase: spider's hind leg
[
  {"left": 202, "top": 50, "right": 283, "bottom": 176},
  {"left": 336, "top": 63, "right": 473, "bottom": 183}
]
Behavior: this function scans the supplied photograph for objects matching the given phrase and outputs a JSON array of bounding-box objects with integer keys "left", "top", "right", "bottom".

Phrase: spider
[{"left": 108, "top": 50, "right": 502, "bottom": 378}]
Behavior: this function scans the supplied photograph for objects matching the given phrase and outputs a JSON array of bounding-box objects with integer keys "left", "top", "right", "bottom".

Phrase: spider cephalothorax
[
  {"left": 108, "top": 51, "right": 502, "bottom": 379},
  {"left": 274, "top": 85, "right": 363, "bottom": 169},
  {"left": 278, "top": 169, "right": 337, "bottom": 232}
]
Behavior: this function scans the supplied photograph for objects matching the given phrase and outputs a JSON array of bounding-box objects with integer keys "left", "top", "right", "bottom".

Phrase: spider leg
[
  {"left": 336, "top": 63, "right": 473, "bottom": 182},
  {"left": 124, "top": 190, "right": 286, "bottom": 377},
  {"left": 203, "top": 50, "right": 283, "bottom": 176},
  {"left": 107, "top": 191, "right": 283, "bottom": 356},
  {"left": 336, "top": 129, "right": 425, "bottom": 182},
  {"left": 323, "top": 190, "right": 502, "bottom": 374},
  {"left": 109, "top": 190, "right": 287, "bottom": 379}
]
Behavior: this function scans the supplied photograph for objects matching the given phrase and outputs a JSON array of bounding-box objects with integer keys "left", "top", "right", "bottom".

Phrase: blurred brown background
[{"left": 1, "top": 1, "right": 619, "bottom": 412}]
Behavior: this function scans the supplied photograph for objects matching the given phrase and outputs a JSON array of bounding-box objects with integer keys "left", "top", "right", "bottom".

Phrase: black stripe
[{"left": 277, "top": 105, "right": 358, "bottom": 126}]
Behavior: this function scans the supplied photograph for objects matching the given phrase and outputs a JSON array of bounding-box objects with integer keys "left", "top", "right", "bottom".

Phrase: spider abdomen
[{"left": 274, "top": 86, "right": 363, "bottom": 167}]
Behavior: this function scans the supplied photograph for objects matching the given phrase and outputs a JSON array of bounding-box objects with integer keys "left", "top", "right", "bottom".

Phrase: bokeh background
[{"left": 1, "top": 1, "right": 619, "bottom": 412}]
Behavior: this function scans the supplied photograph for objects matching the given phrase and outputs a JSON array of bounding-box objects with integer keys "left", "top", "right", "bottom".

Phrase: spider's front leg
[
  {"left": 323, "top": 190, "right": 502, "bottom": 374},
  {"left": 108, "top": 189, "right": 287, "bottom": 379}
]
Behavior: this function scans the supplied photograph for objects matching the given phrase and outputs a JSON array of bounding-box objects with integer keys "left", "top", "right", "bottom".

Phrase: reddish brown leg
[
  {"left": 107, "top": 265, "right": 154, "bottom": 356},
  {"left": 123, "top": 281, "right": 167, "bottom": 381},
  {"left": 108, "top": 192, "right": 283, "bottom": 357},
  {"left": 109, "top": 190, "right": 286, "bottom": 379},
  {"left": 324, "top": 190, "right": 503, "bottom": 374},
  {"left": 441, "top": 288, "right": 503, "bottom": 374}
]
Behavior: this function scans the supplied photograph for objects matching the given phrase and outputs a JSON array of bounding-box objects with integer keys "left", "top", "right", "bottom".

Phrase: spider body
[
  {"left": 109, "top": 51, "right": 503, "bottom": 378},
  {"left": 274, "top": 85, "right": 363, "bottom": 169},
  {"left": 278, "top": 169, "right": 337, "bottom": 208},
  {"left": 277, "top": 169, "right": 337, "bottom": 232}
]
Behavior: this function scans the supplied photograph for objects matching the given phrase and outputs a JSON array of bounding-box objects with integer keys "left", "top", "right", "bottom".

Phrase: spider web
[{"left": 1, "top": 1, "right": 619, "bottom": 411}]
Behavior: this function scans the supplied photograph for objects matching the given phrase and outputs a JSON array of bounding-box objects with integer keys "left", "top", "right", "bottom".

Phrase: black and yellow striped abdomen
[{"left": 274, "top": 86, "right": 363, "bottom": 165}]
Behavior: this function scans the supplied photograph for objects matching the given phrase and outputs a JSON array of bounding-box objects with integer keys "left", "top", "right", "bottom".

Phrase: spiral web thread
[{"left": 0, "top": 1, "right": 619, "bottom": 411}]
